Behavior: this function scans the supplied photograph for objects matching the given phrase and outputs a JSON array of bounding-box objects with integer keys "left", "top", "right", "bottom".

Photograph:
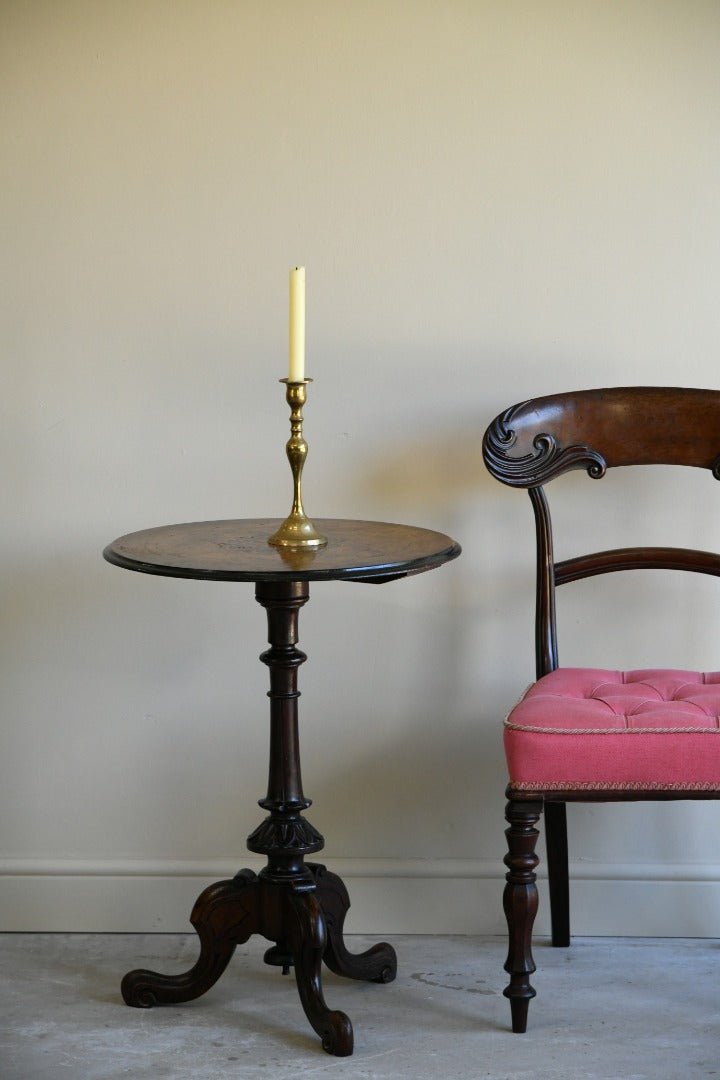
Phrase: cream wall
[{"left": 2, "top": 1, "right": 720, "bottom": 934}]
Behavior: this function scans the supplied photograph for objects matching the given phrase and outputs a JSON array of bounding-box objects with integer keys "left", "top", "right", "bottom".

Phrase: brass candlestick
[{"left": 268, "top": 379, "right": 328, "bottom": 549}]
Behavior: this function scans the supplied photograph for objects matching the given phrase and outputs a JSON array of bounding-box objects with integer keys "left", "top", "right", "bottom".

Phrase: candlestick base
[
  {"left": 268, "top": 513, "right": 328, "bottom": 549},
  {"left": 268, "top": 379, "right": 328, "bottom": 551}
]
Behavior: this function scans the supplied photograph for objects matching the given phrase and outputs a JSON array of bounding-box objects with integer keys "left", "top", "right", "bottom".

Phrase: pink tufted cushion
[{"left": 504, "top": 668, "right": 720, "bottom": 792}]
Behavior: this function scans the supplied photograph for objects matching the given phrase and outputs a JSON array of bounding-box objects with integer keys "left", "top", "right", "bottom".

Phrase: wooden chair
[{"left": 482, "top": 386, "right": 720, "bottom": 1033}]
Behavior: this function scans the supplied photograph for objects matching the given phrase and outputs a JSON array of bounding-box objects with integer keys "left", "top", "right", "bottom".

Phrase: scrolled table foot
[
  {"left": 121, "top": 872, "right": 260, "bottom": 1008},
  {"left": 121, "top": 971, "right": 160, "bottom": 1008},
  {"left": 311, "top": 863, "right": 397, "bottom": 984},
  {"left": 317, "top": 1010, "right": 354, "bottom": 1057},
  {"left": 121, "top": 963, "right": 229, "bottom": 1009},
  {"left": 286, "top": 885, "right": 354, "bottom": 1056}
]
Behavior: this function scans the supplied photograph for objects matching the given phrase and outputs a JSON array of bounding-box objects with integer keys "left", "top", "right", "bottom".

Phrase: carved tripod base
[
  {"left": 121, "top": 863, "right": 396, "bottom": 1057},
  {"left": 122, "top": 579, "right": 396, "bottom": 1055}
]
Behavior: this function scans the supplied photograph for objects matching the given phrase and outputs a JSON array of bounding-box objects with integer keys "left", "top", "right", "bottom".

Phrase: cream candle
[{"left": 288, "top": 266, "right": 305, "bottom": 382}]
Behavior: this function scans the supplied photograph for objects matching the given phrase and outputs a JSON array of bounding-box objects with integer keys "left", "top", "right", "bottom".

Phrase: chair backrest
[{"left": 482, "top": 387, "right": 720, "bottom": 679}]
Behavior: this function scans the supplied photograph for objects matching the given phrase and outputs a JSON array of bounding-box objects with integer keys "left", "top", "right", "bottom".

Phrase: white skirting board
[{"left": 2, "top": 858, "right": 720, "bottom": 935}]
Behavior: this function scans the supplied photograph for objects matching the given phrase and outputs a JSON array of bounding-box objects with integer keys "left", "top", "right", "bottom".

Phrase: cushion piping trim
[
  {"left": 504, "top": 718, "right": 720, "bottom": 735},
  {"left": 509, "top": 780, "right": 720, "bottom": 791}
]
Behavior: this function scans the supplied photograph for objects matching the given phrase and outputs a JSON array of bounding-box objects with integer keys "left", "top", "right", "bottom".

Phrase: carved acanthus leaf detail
[
  {"left": 247, "top": 815, "right": 324, "bottom": 856},
  {"left": 482, "top": 403, "right": 607, "bottom": 487}
]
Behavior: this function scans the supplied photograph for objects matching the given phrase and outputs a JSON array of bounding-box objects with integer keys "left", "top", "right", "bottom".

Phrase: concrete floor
[{"left": 0, "top": 934, "right": 717, "bottom": 1079}]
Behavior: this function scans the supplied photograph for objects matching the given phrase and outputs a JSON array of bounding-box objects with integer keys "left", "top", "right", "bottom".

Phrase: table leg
[
  {"left": 311, "top": 863, "right": 396, "bottom": 983},
  {"left": 121, "top": 579, "right": 395, "bottom": 1057},
  {"left": 121, "top": 869, "right": 259, "bottom": 1007}
]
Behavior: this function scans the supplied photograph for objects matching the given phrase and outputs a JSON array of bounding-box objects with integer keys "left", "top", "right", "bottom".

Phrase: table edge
[{"left": 102, "top": 518, "right": 462, "bottom": 583}]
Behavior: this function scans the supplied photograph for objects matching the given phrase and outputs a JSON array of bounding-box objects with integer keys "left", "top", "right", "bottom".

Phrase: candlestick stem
[{"left": 268, "top": 380, "right": 328, "bottom": 549}]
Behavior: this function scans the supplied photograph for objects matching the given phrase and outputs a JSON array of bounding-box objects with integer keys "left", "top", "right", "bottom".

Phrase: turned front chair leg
[{"left": 503, "top": 796, "right": 542, "bottom": 1033}]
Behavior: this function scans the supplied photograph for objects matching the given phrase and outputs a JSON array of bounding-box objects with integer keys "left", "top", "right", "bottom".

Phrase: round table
[{"left": 104, "top": 518, "right": 461, "bottom": 1056}]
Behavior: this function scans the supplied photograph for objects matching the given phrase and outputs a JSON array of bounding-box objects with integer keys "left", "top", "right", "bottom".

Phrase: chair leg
[
  {"left": 503, "top": 796, "right": 542, "bottom": 1033},
  {"left": 544, "top": 800, "right": 570, "bottom": 947}
]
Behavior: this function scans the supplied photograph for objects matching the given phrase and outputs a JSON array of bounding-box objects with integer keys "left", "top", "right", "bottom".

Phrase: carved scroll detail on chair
[{"left": 482, "top": 404, "right": 607, "bottom": 487}]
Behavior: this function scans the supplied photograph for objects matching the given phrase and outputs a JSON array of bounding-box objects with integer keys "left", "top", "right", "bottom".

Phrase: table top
[{"left": 103, "top": 518, "right": 461, "bottom": 583}]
